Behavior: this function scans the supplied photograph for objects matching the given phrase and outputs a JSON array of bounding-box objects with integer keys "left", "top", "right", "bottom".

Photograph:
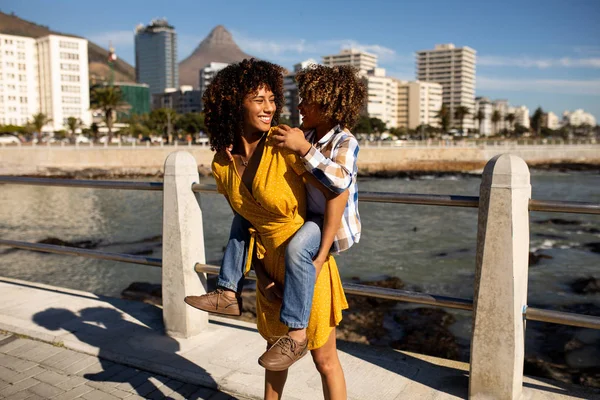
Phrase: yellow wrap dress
[{"left": 211, "top": 129, "right": 348, "bottom": 350}]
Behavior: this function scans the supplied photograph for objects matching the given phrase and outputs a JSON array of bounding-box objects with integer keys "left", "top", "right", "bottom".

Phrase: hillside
[{"left": 0, "top": 11, "right": 136, "bottom": 83}]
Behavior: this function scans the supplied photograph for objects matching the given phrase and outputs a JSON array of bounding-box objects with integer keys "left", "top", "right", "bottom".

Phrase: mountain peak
[{"left": 178, "top": 25, "right": 254, "bottom": 87}]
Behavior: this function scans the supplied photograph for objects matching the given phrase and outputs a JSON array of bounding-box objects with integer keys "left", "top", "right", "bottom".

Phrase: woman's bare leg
[
  {"left": 310, "top": 329, "right": 346, "bottom": 400},
  {"left": 264, "top": 369, "right": 288, "bottom": 400}
]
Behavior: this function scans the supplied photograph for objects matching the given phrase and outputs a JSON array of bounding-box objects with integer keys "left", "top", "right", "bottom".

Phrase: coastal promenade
[
  {"left": 0, "top": 277, "right": 597, "bottom": 400},
  {"left": 0, "top": 140, "right": 599, "bottom": 176}
]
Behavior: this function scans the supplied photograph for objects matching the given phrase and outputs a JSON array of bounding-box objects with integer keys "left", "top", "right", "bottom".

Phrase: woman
[{"left": 203, "top": 58, "right": 348, "bottom": 399}]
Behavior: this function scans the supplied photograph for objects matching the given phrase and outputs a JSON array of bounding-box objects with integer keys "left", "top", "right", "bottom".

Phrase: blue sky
[{"left": 3, "top": 0, "right": 600, "bottom": 120}]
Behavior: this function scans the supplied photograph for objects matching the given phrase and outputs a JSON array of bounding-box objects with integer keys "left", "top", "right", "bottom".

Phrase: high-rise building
[
  {"left": 544, "top": 111, "right": 560, "bottom": 130},
  {"left": 0, "top": 34, "right": 39, "bottom": 127},
  {"left": 491, "top": 99, "right": 509, "bottom": 134},
  {"left": 396, "top": 80, "right": 443, "bottom": 130},
  {"left": 0, "top": 33, "right": 90, "bottom": 131},
  {"left": 475, "top": 97, "right": 493, "bottom": 136},
  {"left": 365, "top": 68, "right": 398, "bottom": 129},
  {"left": 152, "top": 85, "right": 202, "bottom": 114},
  {"left": 282, "top": 59, "right": 317, "bottom": 126},
  {"left": 135, "top": 19, "right": 178, "bottom": 95},
  {"left": 322, "top": 49, "right": 377, "bottom": 75},
  {"left": 416, "top": 43, "right": 476, "bottom": 131},
  {"left": 511, "top": 105, "right": 530, "bottom": 129},
  {"left": 562, "top": 109, "right": 596, "bottom": 127},
  {"left": 199, "top": 62, "right": 229, "bottom": 101}
]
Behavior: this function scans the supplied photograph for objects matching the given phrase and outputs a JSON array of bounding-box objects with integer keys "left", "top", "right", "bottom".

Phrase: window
[
  {"left": 17, "top": 41, "right": 25, "bottom": 49},
  {"left": 7, "top": 73, "right": 15, "bottom": 79},
  {"left": 61, "top": 74, "right": 80, "bottom": 82},
  {"left": 17, "top": 53, "right": 25, "bottom": 60},
  {"left": 62, "top": 96, "right": 81, "bottom": 104},
  {"left": 4, "top": 39, "right": 13, "bottom": 45},
  {"left": 6, "top": 62, "right": 14, "bottom": 68},
  {"left": 19, "top": 96, "right": 27, "bottom": 104},
  {"left": 18, "top": 75, "right": 26, "bottom": 82},
  {"left": 59, "top": 41, "right": 79, "bottom": 49},
  {"left": 61, "top": 85, "right": 80, "bottom": 93},
  {"left": 18, "top": 64, "right": 25, "bottom": 71},
  {"left": 5, "top": 50, "right": 14, "bottom": 56},
  {"left": 60, "top": 63, "right": 79, "bottom": 71},
  {"left": 60, "top": 52, "right": 79, "bottom": 60}
]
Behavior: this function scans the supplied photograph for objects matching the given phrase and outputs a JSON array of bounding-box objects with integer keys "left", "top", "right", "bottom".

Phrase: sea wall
[{"left": 1, "top": 143, "right": 599, "bottom": 176}]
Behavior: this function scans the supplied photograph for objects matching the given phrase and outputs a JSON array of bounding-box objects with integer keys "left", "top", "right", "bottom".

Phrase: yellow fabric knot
[{"left": 245, "top": 227, "right": 267, "bottom": 275}]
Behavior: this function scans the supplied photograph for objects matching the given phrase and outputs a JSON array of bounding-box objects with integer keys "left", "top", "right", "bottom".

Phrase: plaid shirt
[{"left": 302, "top": 125, "right": 361, "bottom": 253}]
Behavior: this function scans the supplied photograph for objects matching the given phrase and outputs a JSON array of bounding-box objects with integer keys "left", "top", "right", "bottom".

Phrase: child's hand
[
  {"left": 272, "top": 125, "right": 312, "bottom": 155},
  {"left": 218, "top": 145, "right": 234, "bottom": 162},
  {"left": 259, "top": 280, "right": 283, "bottom": 302}
]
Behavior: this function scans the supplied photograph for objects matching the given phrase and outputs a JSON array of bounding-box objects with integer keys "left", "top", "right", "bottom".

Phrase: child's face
[
  {"left": 242, "top": 85, "right": 276, "bottom": 134},
  {"left": 298, "top": 100, "right": 322, "bottom": 130}
]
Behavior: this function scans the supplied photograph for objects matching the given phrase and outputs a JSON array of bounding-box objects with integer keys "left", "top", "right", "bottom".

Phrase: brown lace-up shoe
[
  {"left": 184, "top": 289, "right": 242, "bottom": 316},
  {"left": 258, "top": 334, "right": 308, "bottom": 371}
]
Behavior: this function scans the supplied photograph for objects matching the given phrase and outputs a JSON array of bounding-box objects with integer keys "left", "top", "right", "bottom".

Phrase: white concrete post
[
  {"left": 162, "top": 151, "right": 208, "bottom": 338},
  {"left": 469, "top": 154, "right": 531, "bottom": 400}
]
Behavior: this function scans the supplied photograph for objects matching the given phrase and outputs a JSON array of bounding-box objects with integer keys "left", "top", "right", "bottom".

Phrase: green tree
[
  {"left": 436, "top": 104, "right": 451, "bottom": 134},
  {"left": 369, "top": 117, "right": 387, "bottom": 137},
  {"left": 66, "top": 117, "right": 82, "bottom": 143},
  {"left": 474, "top": 109, "right": 485, "bottom": 133},
  {"left": 90, "top": 123, "right": 100, "bottom": 143},
  {"left": 530, "top": 107, "right": 544, "bottom": 136},
  {"left": 454, "top": 106, "right": 470, "bottom": 133},
  {"left": 175, "top": 112, "right": 206, "bottom": 135},
  {"left": 504, "top": 113, "right": 516, "bottom": 136},
  {"left": 30, "top": 113, "right": 52, "bottom": 140},
  {"left": 355, "top": 115, "right": 372, "bottom": 134},
  {"left": 90, "top": 86, "right": 130, "bottom": 143},
  {"left": 122, "top": 114, "right": 150, "bottom": 138},
  {"left": 491, "top": 110, "right": 502, "bottom": 136},
  {"left": 149, "top": 108, "right": 178, "bottom": 143}
]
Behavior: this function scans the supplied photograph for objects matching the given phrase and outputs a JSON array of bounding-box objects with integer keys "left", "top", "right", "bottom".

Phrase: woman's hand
[
  {"left": 254, "top": 258, "right": 283, "bottom": 302},
  {"left": 312, "top": 255, "right": 327, "bottom": 278}
]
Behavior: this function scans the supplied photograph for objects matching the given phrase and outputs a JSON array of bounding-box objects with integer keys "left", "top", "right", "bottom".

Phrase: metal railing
[{"left": 0, "top": 175, "right": 599, "bottom": 332}]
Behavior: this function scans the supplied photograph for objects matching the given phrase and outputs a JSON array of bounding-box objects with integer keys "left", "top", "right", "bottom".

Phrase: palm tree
[
  {"left": 491, "top": 110, "right": 502, "bottom": 136},
  {"left": 474, "top": 109, "right": 485, "bottom": 133},
  {"left": 454, "top": 106, "right": 470, "bottom": 133},
  {"left": 90, "top": 86, "right": 130, "bottom": 143},
  {"left": 66, "top": 117, "right": 82, "bottom": 143},
  {"left": 436, "top": 104, "right": 451, "bottom": 134},
  {"left": 504, "top": 113, "right": 516, "bottom": 136},
  {"left": 31, "top": 113, "right": 52, "bottom": 141}
]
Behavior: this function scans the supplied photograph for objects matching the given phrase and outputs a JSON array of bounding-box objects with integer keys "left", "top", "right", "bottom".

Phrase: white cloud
[
  {"left": 230, "top": 31, "right": 409, "bottom": 65},
  {"left": 477, "top": 76, "right": 600, "bottom": 95},
  {"left": 87, "top": 30, "right": 134, "bottom": 48},
  {"left": 478, "top": 55, "right": 600, "bottom": 69}
]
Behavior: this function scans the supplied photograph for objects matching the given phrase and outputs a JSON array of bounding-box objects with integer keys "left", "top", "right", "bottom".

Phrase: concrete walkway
[
  {"left": 0, "top": 332, "right": 246, "bottom": 399},
  {"left": 0, "top": 277, "right": 597, "bottom": 400}
]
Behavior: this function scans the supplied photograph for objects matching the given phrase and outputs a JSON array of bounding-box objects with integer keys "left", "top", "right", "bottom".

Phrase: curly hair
[
  {"left": 203, "top": 58, "right": 285, "bottom": 152},
  {"left": 295, "top": 64, "right": 367, "bottom": 130}
]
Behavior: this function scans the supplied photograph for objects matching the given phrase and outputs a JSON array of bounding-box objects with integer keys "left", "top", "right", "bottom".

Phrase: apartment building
[
  {"left": 365, "top": 68, "right": 398, "bottom": 129},
  {"left": 37, "top": 35, "right": 91, "bottom": 131},
  {"left": 416, "top": 43, "right": 476, "bottom": 130},
  {"left": 0, "top": 34, "right": 39, "bottom": 126},
  {"left": 282, "top": 59, "right": 317, "bottom": 126},
  {"left": 152, "top": 85, "right": 202, "bottom": 114},
  {"left": 135, "top": 19, "right": 178, "bottom": 95},
  {"left": 0, "top": 33, "right": 90, "bottom": 131},
  {"left": 395, "top": 80, "right": 443, "bottom": 130},
  {"left": 511, "top": 105, "right": 530, "bottom": 129},
  {"left": 474, "top": 97, "right": 493, "bottom": 136},
  {"left": 563, "top": 109, "right": 596, "bottom": 126},
  {"left": 322, "top": 48, "right": 377, "bottom": 75},
  {"left": 544, "top": 111, "right": 560, "bottom": 130}
]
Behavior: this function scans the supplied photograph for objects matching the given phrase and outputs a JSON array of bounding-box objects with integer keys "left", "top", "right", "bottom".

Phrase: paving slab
[{"left": 0, "top": 277, "right": 597, "bottom": 400}]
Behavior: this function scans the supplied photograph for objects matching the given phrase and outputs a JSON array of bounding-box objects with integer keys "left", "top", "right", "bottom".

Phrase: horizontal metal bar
[
  {"left": 0, "top": 176, "right": 164, "bottom": 191},
  {"left": 3, "top": 178, "right": 598, "bottom": 214},
  {"left": 526, "top": 307, "right": 600, "bottom": 330},
  {"left": 195, "top": 264, "right": 474, "bottom": 311},
  {"left": 0, "top": 239, "right": 162, "bottom": 267},
  {"left": 529, "top": 199, "right": 600, "bottom": 215},
  {"left": 359, "top": 192, "right": 479, "bottom": 208}
]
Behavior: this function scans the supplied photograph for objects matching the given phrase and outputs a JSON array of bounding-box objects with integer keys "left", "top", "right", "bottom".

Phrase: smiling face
[
  {"left": 242, "top": 85, "right": 276, "bottom": 135},
  {"left": 298, "top": 100, "right": 323, "bottom": 130}
]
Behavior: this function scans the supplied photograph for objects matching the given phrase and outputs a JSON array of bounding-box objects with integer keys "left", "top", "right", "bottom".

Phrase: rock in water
[{"left": 570, "top": 277, "right": 600, "bottom": 294}]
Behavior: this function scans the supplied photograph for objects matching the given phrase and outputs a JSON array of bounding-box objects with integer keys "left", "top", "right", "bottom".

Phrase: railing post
[
  {"left": 469, "top": 154, "right": 531, "bottom": 400},
  {"left": 162, "top": 151, "right": 208, "bottom": 338}
]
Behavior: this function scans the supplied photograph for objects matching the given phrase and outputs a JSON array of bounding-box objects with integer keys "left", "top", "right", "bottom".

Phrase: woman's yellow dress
[{"left": 211, "top": 129, "right": 348, "bottom": 350}]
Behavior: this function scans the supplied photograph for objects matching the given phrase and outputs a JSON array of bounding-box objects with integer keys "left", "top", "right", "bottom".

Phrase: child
[{"left": 185, "top": 64, "right": 365, "bottom": 371}]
